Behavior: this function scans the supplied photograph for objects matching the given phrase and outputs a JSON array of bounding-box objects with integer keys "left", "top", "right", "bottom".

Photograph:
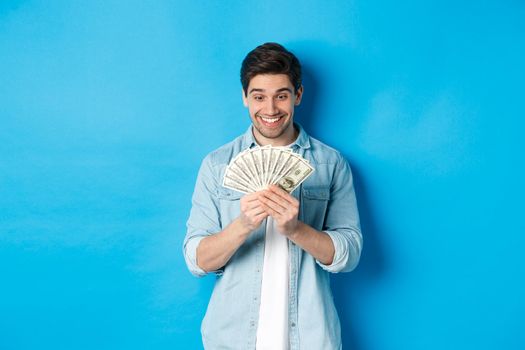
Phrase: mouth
[{"left": 256, "top": 114, "right": 286, "bottom": 128}]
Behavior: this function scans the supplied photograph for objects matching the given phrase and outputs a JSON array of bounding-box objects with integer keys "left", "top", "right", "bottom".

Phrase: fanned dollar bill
[{"left": 222, "top": 145, "right": 314, "bottom": 194}]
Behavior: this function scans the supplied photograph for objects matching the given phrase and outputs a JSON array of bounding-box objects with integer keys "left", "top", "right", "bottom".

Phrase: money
[
  {"left": 222, "top": 145, "right": 314, "bottom": 193},
  {"left": 276, "top": 159, "right": 314, "bottom": 193}
]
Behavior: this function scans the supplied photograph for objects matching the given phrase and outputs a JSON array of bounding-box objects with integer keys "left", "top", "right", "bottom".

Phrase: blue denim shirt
[{"left": 183, "top": 124, "right": 362, "bottom": 350}]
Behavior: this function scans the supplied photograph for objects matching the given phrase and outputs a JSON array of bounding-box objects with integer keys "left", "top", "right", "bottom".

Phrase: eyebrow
[{"left": 248, "top": 87, "right": 293, "bottom": 94}]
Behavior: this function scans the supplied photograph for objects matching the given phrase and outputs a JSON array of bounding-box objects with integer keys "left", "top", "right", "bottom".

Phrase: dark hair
[{"left": 240, "top": 42, "right": 302, "bottom": 96}]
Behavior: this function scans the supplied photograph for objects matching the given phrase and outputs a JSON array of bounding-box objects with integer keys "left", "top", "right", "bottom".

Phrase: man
[{"left": 183, "top": 42, "right": 362, "bottom": 350}]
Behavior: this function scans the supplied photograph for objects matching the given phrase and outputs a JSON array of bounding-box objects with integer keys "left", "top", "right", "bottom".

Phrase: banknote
[
  {"left": 222, "top": 175, "right": 251, "bottom": 194},
  {"left": 224, "top": 166, "right": 257, "bottom": 192},
  {"left": 235, "top": 152, "right": 260, "bottom": 189},
  {"left": 223, "top": 145, "right": 314, "bottom": 194},
  {"left": 261, "top": 146, "right": 272, "bottom": 186},
  {"left": 275, "top": 158, "right": 314, "bottom": 193},
  {"left": 250, "top": 147, "right": 263, "bottom": 190}
]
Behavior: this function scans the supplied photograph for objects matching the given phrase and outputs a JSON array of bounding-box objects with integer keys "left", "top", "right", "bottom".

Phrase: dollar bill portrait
[
  {"left": 183, "top": 42, "right": 363, "bottom": 350},
  {"left": 278, "top": 176, "right": 296, "bottom": 193}
]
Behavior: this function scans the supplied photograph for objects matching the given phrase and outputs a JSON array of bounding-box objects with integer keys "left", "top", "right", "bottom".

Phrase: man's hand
[
  {"left": 258, "top": 185, "right": 300, "bottom": 237},
  {"left": 196, "top": 192, "right": 267, "bottom": 273},
  {"left": 239, "top": 192, "right": 269, "bottom": 232}
]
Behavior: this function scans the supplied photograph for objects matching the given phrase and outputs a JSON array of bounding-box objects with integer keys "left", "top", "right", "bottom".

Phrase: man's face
[{"left": 242, "top": 74, "right": 303, "bottom": 146}]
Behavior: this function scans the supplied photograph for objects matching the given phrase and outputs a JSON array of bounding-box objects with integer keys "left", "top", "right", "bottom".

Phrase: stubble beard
[{"left": 253, "top": 115, "right": 293, "bottom": 140}]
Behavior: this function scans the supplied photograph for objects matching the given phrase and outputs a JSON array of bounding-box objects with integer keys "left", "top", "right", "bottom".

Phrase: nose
[{"left": 264, "top": 99, "right": 278, "bottom": 116}]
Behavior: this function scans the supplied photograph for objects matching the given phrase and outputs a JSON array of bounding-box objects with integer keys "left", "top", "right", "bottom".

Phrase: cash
[{"left": 222, "top": 146, "right": 314, "bottom": 194}]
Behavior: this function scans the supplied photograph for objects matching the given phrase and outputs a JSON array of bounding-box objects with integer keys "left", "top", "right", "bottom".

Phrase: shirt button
[
  {"left": 291, "top": 322, "right": 296, "bottom": 327},
  {"left": 250, "top": 321, "right": 255, "bottom": 327}
]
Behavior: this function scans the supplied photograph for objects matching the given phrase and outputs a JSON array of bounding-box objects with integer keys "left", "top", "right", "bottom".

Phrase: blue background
[{"left": 1, "top": 1, "right": 524, "bottom": 349}]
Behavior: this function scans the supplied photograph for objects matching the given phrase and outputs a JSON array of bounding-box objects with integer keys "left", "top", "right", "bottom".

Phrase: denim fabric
[{"left": 183, "top": 124, "right": 362, "bottom": 350}]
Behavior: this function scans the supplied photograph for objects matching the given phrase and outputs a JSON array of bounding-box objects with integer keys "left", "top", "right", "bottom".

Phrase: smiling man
[
  {"left": 243, "top": 73, "right": 300, "bottom": 145},
  {"left": 183, "top": 43, "right": 362, "bottom": 350}
]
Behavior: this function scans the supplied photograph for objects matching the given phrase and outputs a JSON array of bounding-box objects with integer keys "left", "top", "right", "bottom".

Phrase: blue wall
[{"left": 1, "top": 1, "right": 524, "bottom": 349}]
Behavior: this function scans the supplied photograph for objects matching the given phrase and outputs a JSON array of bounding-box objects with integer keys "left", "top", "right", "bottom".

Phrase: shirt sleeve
[
  {"left": 316, "top": 155, "right": 363, "bottom": 273},
  {"left": 183, "top": 154, "right": 224, "bottom": 277}
]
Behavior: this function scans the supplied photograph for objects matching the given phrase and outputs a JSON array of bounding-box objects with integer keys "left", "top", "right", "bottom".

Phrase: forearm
[
  {"left": 196, "top": 218, "right": 252, "bottom": 273},
  {"left": 288, "top": 221, "right": 335, "bottom": 265}
]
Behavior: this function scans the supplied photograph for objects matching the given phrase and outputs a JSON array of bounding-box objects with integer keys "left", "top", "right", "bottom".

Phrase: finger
[
  {"left": 248, "top": 210, "right": 268, "bottom": 226},
  {"left": 259, "top": 193, "right": 287, "bottom": 214},
  {"left": 260, "top": 202, "right": 281, "bottom": 219},
  {"left": 246, "top": 206, "right": 267, "bottom": 218},
  {"left": 259, "top": 191, "right": 289, "bottom": 210},
  {"left": 242, "top": 196, "right": 268, "bottom": 210},
  {"left": 242, "top": 192, "right": 261, "bottom": 203},
  {"left": 243, "top": 199, "right": 264, "bottom": 212},
  {"left": 254, "top": 211, "right": 269, "bottom": 222},
  {"left": 269, "top": 185, "right": 299, "bottom": 206}
]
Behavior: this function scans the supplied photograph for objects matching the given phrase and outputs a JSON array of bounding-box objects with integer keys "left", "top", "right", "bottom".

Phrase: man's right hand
[
  {"left": 196, "top": 192, "right": 268, "bottom": 273},
  {"left": 239, "top": 192, "right": 269, "bottom": 232}
]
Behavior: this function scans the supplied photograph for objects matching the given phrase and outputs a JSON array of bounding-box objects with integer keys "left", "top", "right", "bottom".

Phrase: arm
[
  {"left": 259, "top": 155, "right": 362, "bottom": 273},
  {"left": 288, "top": 221, "right": 335, "bottom": 265},
  {"left": 258, "top": 185, "right": 335, "bottom": 265},
  {"left": 183, "top": 154, "right": 269, "bottom": 276},
  {"left": 196, "top": 193, "right": 268, "bottom": 273},
  {"left": 320, "top": 155, "right": 362, "bottom": 273}
]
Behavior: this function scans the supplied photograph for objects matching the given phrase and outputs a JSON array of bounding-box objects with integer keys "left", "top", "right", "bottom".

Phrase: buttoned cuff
[
  {"left": 316, "top": 230, "right": 360, "bottom": 273},
  {"left": 184, "top": 235, "right": 224, "bottom": 277}
]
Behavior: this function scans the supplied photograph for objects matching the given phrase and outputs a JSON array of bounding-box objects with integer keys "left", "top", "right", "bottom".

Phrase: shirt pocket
[
  {"left": 301, "top": 186, "right": 330, "bottom": 231},
  {"left": 217, "top": 187, "right": 243, "bottom": 229}
]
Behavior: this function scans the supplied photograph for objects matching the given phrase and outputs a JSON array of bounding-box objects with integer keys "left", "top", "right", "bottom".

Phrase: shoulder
[
  {"left": 202, "top": 134, "right": 245, "bottom": 169},
  {"left": 307, "top": 135, "right": 347, "bottom": 166}
]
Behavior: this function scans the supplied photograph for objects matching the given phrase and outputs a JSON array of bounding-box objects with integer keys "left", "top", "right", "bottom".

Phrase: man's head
[
  {"left": 240, "top": 42, "right": 302, "bottom": 96},
  {"left": 240, "top": 43, "right": 304, "bottom": 146}
]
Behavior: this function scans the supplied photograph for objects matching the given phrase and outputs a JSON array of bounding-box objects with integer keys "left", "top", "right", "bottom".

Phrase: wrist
[
  {"left": 287, "top": 221, "right": 303, "bottom": 240},
  {"left": 235, "top": 217, "right": 255, "bottom": 237}
]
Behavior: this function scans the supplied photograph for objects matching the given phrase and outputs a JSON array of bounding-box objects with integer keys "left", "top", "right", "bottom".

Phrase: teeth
[{"left": 261, "top": 117, "right": 280, "bottom": 123}]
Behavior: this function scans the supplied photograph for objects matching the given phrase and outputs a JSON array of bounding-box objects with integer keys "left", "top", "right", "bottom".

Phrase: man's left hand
[{"left": 258, "top": 185, "right": 300, "bottom": 237}]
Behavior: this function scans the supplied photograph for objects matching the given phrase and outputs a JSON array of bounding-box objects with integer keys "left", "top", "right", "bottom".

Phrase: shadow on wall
[
  {"left": 332, "top": 163, "right": 387, "bottom": 350},
  {"left": 290, "top": 39, "right": 368, "bottom": 140},
  {"left": 295, "top": 63, "right": 319, "bottom": 135},
  {"left": 298, "top": 60, "right": 388, "bottom": 350}
]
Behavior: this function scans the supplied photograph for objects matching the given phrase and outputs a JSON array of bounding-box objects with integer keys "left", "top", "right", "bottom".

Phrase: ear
[
  {"left": 242, "top": 88, "right": 248, "bottom": 107},
  {"left": 294, "top": 85, "right": 304, "bottom": 106}
]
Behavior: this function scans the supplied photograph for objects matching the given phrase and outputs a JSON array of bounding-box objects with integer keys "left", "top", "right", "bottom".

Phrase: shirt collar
[{"left": 241, "top": 122, "right": 311, "bottom": 150}]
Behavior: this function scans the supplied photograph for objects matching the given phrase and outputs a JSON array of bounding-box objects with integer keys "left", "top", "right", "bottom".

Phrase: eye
[
  {"left": 276, "top": 94, "right": 288, "bottom": 100},
  {"left": 253, "top": 95, "right": 264, "bottom": 101}
]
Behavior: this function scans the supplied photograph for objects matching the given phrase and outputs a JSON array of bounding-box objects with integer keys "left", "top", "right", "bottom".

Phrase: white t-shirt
[{"left": 256, "top": 216, "right": 290, "bottom": 350}]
